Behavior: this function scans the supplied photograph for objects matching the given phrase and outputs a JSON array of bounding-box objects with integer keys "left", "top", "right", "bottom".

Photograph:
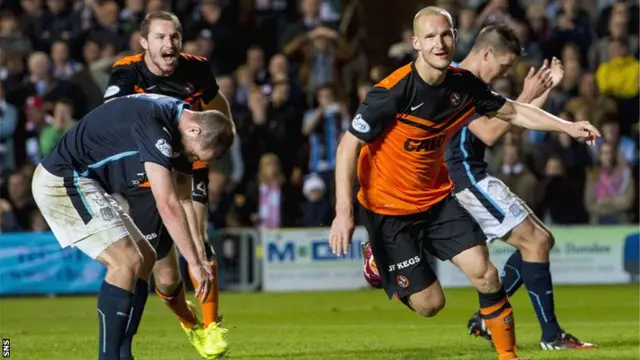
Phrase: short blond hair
[{"left": 413, "top": 6, "right": 454, "bottom": 34}]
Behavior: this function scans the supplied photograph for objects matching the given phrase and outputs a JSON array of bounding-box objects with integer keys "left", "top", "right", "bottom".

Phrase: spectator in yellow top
[{"left": 595, "top": 39, "right": 640, "bottom": 99}]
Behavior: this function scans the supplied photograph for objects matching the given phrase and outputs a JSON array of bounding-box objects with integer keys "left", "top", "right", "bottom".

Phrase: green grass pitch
[{"left": 1, "top": 284, "right": 638, "bottom": 359}]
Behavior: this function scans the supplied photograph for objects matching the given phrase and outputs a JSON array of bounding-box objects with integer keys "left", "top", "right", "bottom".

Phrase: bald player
[
  {"left": 330, "top": 7, "right": 598, "bottom": 360},
  {"left": 362, "top": 23, "right": 597, "bottom": 351}
]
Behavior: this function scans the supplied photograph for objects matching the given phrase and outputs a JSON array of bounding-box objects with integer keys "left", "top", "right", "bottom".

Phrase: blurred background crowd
[{"left": 0, "top": 0, "right": 638, "bottom": 234}]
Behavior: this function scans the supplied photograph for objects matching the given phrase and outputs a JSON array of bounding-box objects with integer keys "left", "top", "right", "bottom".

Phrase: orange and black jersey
[
  {"left": 104, "top": 53, "right": 219, "bottom": 107},
  {"left": 348, "top": 62, "right": 506, "bottom": 216},
  {"left": 105, "top": 53, "right": 219, "bottom": 204}
]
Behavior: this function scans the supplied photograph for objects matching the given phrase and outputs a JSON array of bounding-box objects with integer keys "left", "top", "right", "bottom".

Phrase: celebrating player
[
  {"left": 362, "top": 24, "right": 597, "bottom": 350},
  {"left": 31, "top": 94, "right": 234, "bottom": 360},
  {"left": 330, "top": 7, "right": 599, "bottom": 360},
  {"left": 103, "top": 11, "right": 232, "bottom": 359}
]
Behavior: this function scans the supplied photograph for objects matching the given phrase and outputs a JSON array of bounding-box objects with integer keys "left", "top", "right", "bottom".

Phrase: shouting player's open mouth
[{"left": 161, "top": 50, "right": 177, "bottom": 66}]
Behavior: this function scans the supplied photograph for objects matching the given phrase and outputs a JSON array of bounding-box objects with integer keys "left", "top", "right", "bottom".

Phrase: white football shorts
[
  {"left": 31, "top": 164, "right": 143, "bottom": 259},
  {"left": 453, "top": 176, "right": 532, "bottom": 242}
]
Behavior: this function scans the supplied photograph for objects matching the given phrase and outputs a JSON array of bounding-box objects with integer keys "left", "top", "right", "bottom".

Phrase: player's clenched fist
[{"left": 329, "top": 213, "right": 355, "bottom": 256}]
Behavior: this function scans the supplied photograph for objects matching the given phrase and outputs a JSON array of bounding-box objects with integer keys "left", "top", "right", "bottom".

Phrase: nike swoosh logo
[
  {"left": 146, "top": 85, "right": 157, "bottom": 91},
  {"left": 411, "top": 103, "right": 424, "bottom": 111}
]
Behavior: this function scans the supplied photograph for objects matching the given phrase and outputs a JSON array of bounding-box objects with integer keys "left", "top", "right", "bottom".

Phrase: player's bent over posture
[
  {"left": 104, "top": 11, "right": 233, "bottom": 359},
  {"left": 363, "top": 23, "right": 597, "bottom": 351},
  {"left": 331, "top": 7, "right": 598, "bottom": 360},
  {"left": 32, "top": 94, "right": 234, "bottom": 360}
]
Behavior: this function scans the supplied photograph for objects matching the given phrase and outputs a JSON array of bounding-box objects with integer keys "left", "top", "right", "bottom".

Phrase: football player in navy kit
[
  {"left": 104, "top": 11, "right": 232, "bottom": 359},
  {"left": 32, "top": 94, "right": 234, "bottom": 360}
]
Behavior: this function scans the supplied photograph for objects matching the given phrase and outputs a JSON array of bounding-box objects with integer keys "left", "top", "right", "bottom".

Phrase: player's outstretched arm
[
  {"left": 330, "top": 132, "right": 362, "bottom": 256},
  {"left": 146, "top": 162, "right": 212, "bottom": 297},
  {"left": 495, "top": 100, "right": 600, "bottom": 145}
]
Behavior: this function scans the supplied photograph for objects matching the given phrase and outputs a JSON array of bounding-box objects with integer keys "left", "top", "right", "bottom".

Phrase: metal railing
[{"left": 209, "top": 228, "right": 262, "bottom": 292}]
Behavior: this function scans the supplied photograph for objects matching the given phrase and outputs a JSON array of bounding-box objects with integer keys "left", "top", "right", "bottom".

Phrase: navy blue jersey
[
  {"left": 444, "top": 61, "right": 499, "bottom": 193},
  {"left": 41, "top": 93, "right": 193, "bottom": 194},
  {"left": 444, "top": 113, "right": 490, "bottom": 192}
]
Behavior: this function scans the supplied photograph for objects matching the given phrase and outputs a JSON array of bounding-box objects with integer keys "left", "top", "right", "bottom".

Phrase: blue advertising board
[{"left": 0, "top": 232, "right": 106, "bottom": 295}]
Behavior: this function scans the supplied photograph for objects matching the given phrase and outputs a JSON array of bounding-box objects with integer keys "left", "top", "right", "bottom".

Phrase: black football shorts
[
  {"left": 126, "top": 187, "right": 174, "bottom": 260},
  {"left": 125, "top": 187, "right": 214, "bottom": 261},
  {"left": 360, "top": 195, "right": 486, "bottom": 299}
]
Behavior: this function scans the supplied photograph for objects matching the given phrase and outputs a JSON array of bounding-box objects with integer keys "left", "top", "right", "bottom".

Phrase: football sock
[
  {"left": 119, "top": 279, "right": 149, "bottom": 359},
  {"left": 479, "top": 287, "right": 518, "bottom": 360},
  {"left": 501, "top": 250, "right": 524, "bottom": 297},
  {"left": 522, "top": 261, "right": 562, "bottom": 342},
  {"left": 155, "top": 281, "right": 197, "bottom": 328},
  {"left": 97, "top": 281, "right": 133, "bottom": 360},
  {"left": 189, "top": 261, "right": 219, "bottom": 326}
]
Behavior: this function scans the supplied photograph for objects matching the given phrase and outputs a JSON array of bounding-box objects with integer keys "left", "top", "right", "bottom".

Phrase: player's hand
[
  {"left": 329, "top": 212, "right": 355, "bottom": 256},
  {"left": 189, "top": 262, "right": 214, "bottom": 301},
  {"left": 548, "top": 57, "right": 564, "bottom": 88},
  {"left": 521, "top": 60, "right": 553, "bottom": 101},
  {"left": 566, "top": 121, "right": 601, "bottom": 146}
]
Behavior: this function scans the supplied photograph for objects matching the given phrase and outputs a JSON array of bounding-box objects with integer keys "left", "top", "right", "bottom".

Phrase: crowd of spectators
[{"left": 0, "top": 0, "right": 638, "bottom": 234}]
